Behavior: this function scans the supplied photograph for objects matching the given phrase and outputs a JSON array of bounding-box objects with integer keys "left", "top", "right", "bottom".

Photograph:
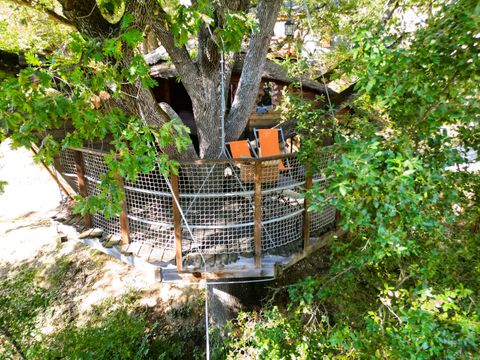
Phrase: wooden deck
[{"left": 57, "top": 217, "right": 342, "bottom": 283}]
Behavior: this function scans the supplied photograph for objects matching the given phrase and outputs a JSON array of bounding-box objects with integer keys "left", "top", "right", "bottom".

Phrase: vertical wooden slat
[
  {"left": 115, "top": 173, "right": 130, "bottom": 245},
  {"left": 74, "top": 151, "right": 92, "bottom": 229},
  {"left": 171, "top": 172, "right": 183, "bottom": 271},
  {"left": 254, "top": 161, "right": 263, "bottom": 268},
  {"left": 303, "top": 166, "right": 313, "bottom": 249}
]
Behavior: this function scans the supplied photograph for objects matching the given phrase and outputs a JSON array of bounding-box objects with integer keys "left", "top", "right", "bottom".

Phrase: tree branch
[
  {"left": 9, "top": 0, "right": 74, "bottom": 27},
  {"left": 225, "top": 0, "right": 283, "bottom": 141},
  {"left": 147, "top": 4, "right": 200, "bottom": 97},
  {"left": 57, "top": 0, "right": 118, "bottom": 38}
]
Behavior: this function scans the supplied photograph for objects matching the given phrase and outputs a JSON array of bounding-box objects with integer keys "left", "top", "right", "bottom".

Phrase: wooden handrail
[
  {"left": 179, "top": 152, "right": 298, "bottom": 165},
  {"left": 71, "top": 146, "right": 298, "bottom": 166}
]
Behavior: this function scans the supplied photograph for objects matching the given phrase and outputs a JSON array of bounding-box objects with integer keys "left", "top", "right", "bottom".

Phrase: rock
[
  {"left": 192, "top": 254, "right": 203, "bottom": 268},
  {"left": 216, "top": 254, "right": 229, "bottom": 265},
  {"left": 101, "top": 234, "right": 113, "bottom": 243},
  {"left": 228, "top": 253, "right": 239, "bottom": 263},
  {"left": 103, "top": 238, "right": 121, "bottom": 248},
  {"left": 58, "top": 232, "right": 68, "bottom": 243},
  {"left": 205, "top": 254, "right": 216, "bottom": 267},
  {"left": 65, "top": 215, "right": 79, "bottom": 225},
  {"left": 79, "top": 228, "right": 104, "bottom": 239}
]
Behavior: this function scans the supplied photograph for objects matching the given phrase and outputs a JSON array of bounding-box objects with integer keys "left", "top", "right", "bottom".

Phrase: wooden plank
[
  {"left": 303, "top": 167, "right": 313, "bottom": 249},
  {"left": 71, "top": 147, "right": 112, "bottom": 158},
  {"left": 171, "top": 172, "right": 183, "bottom": 271},
  {"left": 115, "top": 173, "right": 131, "bottom": 245},
  {"left": 254, "top": 161, "right": 263, "bottom": 268},
  {"left": 73, "top": 151, "right": 92, "bottom": 228},
  {"left": 163, "top": 268, "right": 275, "bottom": 282},
  {"left": 69, "top": 146, "right": 297, "bottom": 166}
]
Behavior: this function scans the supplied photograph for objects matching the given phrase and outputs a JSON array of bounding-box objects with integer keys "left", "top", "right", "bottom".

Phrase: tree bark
[
  {"left": 58, "top": 0, "right": 118, "bottom": 37},
  {"left": 225, "top": 0, "right": 283, "bottom": 142}
]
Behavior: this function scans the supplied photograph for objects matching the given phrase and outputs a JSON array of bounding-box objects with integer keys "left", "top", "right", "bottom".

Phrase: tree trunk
[
  {"left": 207, "top": 280, "right": 271, "bottom": 326},
  {"left": 54, "top": 0, "right": 283, "bottom": 160},
  {"left": 225, "top": 0, "right": 283, "bottom": 142}
]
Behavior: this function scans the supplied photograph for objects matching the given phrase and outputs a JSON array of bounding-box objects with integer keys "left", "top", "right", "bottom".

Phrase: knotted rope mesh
[{"left": 56, "top": 148, "right": 336, "bottom": 256}]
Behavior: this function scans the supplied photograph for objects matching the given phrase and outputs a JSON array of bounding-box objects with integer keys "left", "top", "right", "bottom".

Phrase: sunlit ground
[{"left": 0, "top": 140, "right": 62, "bottom": 263}]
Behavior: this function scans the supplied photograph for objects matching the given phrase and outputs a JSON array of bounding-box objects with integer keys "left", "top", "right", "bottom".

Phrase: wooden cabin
[{"left": 149, "top": 55, "right": 336, "bottom": 151}]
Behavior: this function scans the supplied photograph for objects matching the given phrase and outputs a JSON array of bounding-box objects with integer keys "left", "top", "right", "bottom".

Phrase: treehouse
[
  {"left": 50, "top": 56, "right": 343, "bottom": 282},
  {"left": 55, "top": 146, "right": 339, "bottom": 281}
]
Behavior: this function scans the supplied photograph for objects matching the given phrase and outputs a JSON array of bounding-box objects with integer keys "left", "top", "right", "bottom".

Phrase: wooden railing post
[
  {"left": 303, "top": 165, "right": 312, "bottom": 249},
  {"left": 254, "top": 161, "right": 263, "bottom": 268},
  {"left": 74, "top": 150, "right": 92, "bottom": 229},
  {"left": 171, "top": 172, "right": 183, "bottom": 271},
  {"left": 115, "top": 173, "right": 130, "bottom": 245}
]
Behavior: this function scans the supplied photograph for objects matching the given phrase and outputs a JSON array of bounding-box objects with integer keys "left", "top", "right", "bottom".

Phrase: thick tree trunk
[
  {"left": 53, "top": 0, "right": 283, "bottom": 161},
  {"left": 225, "top": 0, "right": 283, "bottom": 142},
  {"left": 58, "top": 0, "right": 117, "bottom": 37},
  {"left": 207, "top": 280, "right": 271, "bottom": 326}
]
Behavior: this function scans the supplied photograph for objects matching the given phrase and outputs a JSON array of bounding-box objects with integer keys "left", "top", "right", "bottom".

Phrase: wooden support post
[
  {"left": 171, "top": 173, "right": 183, "bottom": 272},
  {"left": 254, "top": 161, "right": 263, "bottom": 268},
  {"left": 74, "top": 151, "right": 92, "bottom": 229},
  {"left": 30, "top": 146, "right": 74, "bottom": 201},
  {"left": 303, "top": 167, "right": 312, "bottom": 249},
  {"left": 115, "top": 173, "right": 130, "bottom": 245}
]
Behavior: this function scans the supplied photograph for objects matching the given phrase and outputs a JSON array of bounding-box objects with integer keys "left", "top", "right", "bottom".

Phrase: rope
[{"left": 220, "top": 51, "right": 226, "bottom": 156}]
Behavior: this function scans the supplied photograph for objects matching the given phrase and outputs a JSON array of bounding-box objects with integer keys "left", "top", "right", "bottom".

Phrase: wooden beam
[
  {"left": 254, "top": 161, "right": 263, "bottom": 268},
  {"left": 115, "top": 173, "right": 130, "bottom": 245},
  {"left": 30, "top": 146, "right": 74, "bottom": 201},
  {"left": 73, "top": 151, "right": 92, "bottom": 228},
  {"left": 171, "top": 172, "right": 183, "bottom": 271},
  {"left": 180, "top": 152, "right": 297, "bottom": 165},
  {"left": 303, "top": 167, "right": 313, "bottom": 249},
  {"left": 276, "top": 228, "right": 345, "bottom": 275}
]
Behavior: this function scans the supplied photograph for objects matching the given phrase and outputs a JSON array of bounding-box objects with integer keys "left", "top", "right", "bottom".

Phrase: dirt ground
[{"left": 0, "top": 140, "right": 203, "bottom": 320}]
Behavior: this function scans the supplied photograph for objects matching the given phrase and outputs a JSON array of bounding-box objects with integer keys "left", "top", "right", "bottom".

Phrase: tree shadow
[{"left": 0, "top": 240, "right": 206, "bottom": 359}]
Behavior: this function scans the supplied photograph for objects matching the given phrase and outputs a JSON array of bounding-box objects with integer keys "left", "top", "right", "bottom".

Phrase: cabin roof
[{"left": 148, "top": 53, "right": 337, "bottom": 96}]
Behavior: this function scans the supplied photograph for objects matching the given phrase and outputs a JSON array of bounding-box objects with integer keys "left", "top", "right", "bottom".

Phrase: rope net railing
[{"left": 55, "top": 147, "right": 336, "bottom": 268}]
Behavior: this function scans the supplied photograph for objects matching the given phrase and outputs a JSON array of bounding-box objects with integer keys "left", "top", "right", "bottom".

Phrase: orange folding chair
[
  {"left": 254, "top": 128, "right": 290, "bottom": 170},
  {"left": 225, "top": 140, "right": 256, "bottom": 159}
]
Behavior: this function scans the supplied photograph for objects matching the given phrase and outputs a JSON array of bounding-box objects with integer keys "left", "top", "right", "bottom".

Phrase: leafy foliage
[
  {"left": 0, "top": 268, "right": 52, "bottom": 357},
  {"left": 225, "top": 0, "right": 479, "bottom": 358},
  {"left": 0, "top": 15, "right": 191, "bottom": 217},
  {"left": 0, "top": 0, "right": 70, "bottom": 53}
]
